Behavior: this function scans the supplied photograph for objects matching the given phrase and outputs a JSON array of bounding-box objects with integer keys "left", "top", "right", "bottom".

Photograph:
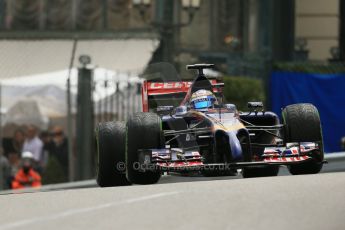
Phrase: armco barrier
[{"left": 1, "top": 153, "right": 344, "bottom": 195}]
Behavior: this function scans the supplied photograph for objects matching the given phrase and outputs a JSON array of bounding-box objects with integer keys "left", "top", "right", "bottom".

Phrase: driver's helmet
[{"left": 190, "top": 89, "right": 217, "bottom": 111}]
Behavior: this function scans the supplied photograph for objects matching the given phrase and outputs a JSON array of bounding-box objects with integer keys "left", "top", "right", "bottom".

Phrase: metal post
[
  {"left": 121, "top": 93, "right": 125, "bottom": 121},
  {"left": 116, "top": 82, "right": 119, "bottom": 120},
  {"left": 110, "top": 79, "right": 114, "bottom": 120},
  {"left": 71, "top": 0, "right": 78, "bottom": 30},
  {"left": 76, "top": 67, "right": 94, "bottom": 180},
  {"left": 258, "top": 0, "right": 273, "bottom": 55},
  {"left": 153, "top": 0, "right": 175, "bottom": 63},
  {"left": 0, "top": 83, "right": 2, "bottom": 145},
  {"left": 67, "top": 39, "right": 77, "bottom": 181},
  {"left": 272, "top": 0, "right": 295, "bottom": 61},
  {"left": 258, "top": 0, "right": 273, "bottom": 110},
  {"left": 102, "top": 0, "right": 108, "bottom": 30},
  {"left": 39, "top": 0, "right": 46, "bottom": 30},
  {"left": 127, "top": 81, "right": 130, "bottom": 118},
  {"left": 0, "top": 0, "right": 5, "bottom": 29},
  {"left": 162, "top": 0, "right": 175, "bottom": 63},
  {"left": 340, "top": 0, "right": 345, "bottom": 62},
  {"left": 103, "top": 79, "right": 107, "bottom": 122}
]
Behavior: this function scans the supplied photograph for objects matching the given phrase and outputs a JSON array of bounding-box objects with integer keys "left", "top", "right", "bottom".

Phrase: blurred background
[{"left": 0, "top": 0, "right": 344, "bottom": 189}]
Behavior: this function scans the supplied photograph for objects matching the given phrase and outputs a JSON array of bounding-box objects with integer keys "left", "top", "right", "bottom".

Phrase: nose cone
[{"left": 227, "top": 131, "right": 243, "bottom": 160}]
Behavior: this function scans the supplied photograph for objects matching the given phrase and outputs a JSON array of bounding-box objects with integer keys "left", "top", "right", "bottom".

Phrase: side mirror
[
  {"left": 248, "top": 101, "right": 263, "bottom": 110},
  {"left": 224, "top": 104, "right": 237, "bottom": 113},
  {"left": 156, "top": 106, "right": 174, "bottom": 115},
  {"left": 247, "top": 101, "right": 264, "bottom": 114},
  {"left": 174, "top": 106, "right": 188, "bottom": 116}
]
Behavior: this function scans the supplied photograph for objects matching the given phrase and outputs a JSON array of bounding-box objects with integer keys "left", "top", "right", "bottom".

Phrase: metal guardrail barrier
[
  {"left": 0, "top": 152, "right": 344, "bottom": 195},
  {"left": 325, "top": 152, "right": 345, "bottom": 162},
  {"left": 0, "top": 179, "right": 97, "bottom": 195}
]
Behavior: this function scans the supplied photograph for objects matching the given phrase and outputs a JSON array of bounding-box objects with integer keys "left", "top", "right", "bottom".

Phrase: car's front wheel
[
  {"left": 126, "top": 112, "right": 163, "bottom": 184},
  {"left": 282, "top": 103, "right": 324, "bottom": 175}
]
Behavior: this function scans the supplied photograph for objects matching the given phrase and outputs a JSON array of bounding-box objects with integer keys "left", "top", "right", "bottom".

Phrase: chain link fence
[
  {"left": 0, "top": 36, "right": 158, "bottom": 185},
  {"left": 0, "top": 38, "right": 153, "bottom": 135}
]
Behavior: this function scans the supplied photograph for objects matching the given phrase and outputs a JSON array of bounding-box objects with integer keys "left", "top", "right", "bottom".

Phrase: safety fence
[
  {"left": 93, "top": 76, "right": 142, "bottom": 125},
  {"left": 0, "top": 36, "right": 158, "bottom": 183}
]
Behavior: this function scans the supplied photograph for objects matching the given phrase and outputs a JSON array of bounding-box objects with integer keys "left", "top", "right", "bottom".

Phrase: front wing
[{"left": 137, "top": 143, "right": 324, "bottom": 173}]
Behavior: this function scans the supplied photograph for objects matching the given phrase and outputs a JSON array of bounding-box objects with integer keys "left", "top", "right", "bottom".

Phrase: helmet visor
[
  {"left": 192, "top": 95, "right": 215, "bottom": 109},
  {"left": 193, "top": 100, "right": 213, "bottom": 109}
]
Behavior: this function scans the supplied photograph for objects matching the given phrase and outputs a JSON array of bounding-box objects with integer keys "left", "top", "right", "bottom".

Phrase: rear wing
[{"left": 142, "top": 78, "right": 223, "bottom": 112}]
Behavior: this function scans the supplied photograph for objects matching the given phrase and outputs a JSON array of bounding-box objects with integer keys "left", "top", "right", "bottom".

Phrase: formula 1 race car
[{"left": 96, "top": 63, "right": 325, "bottom": 187}]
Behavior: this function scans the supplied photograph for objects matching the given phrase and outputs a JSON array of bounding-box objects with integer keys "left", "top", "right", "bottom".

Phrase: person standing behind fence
[
  {"left": 7, "top": 151, "right": 21, "bottom": 189},
  {"left": 50, "top": 126, "right": 69, "bottom": 180},
  {"left": 22, "top": 125, "right": 43, "bottom": 174},
  {"left": 0, "top": 149, "right": 11, "bottom": 190},
  {"left": 3, "top": 129, "right": 25, "bottom": 158},
  {"left": 40, "top": 131, "right": 54, "bottom": 169}
]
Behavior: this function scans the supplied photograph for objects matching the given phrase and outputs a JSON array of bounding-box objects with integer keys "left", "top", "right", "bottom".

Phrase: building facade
[
  {"left": 296, "top": 0, "right": 340, "bottom": 60},
  {"left": 0, "top": 0, "right": 342, "bottom": 71}
]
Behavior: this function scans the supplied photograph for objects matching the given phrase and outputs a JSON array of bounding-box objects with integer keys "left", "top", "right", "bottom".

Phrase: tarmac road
[{"left": 0, "top": 170, "right": 345, "bottom": 230}]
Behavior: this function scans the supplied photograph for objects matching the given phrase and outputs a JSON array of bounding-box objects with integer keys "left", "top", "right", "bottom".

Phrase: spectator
[
  {"left": 3, "top": 129, "right": 25, "bottom": 157},
  {"left": 40, "top": 131, "right": 54, "bottom": 169},
  {"left": 0, "top": 149, "right": 11, "bottom": 190},
  {"left": 7, "top": 151, "right": 21, "bottom": 188},
  {"left": 50, "top": 126, "right": 69, "bottom": 179},
  {"left": 22, "top": 125, "right": 43, "bottom": 172},
  {"left": 12, "top": 152, "right": 41, "bottom": 189}
]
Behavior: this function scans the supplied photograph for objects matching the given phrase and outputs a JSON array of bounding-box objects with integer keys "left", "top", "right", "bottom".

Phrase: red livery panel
[{"left": 142, "top": 79, "right": 222, "bottom": 112}]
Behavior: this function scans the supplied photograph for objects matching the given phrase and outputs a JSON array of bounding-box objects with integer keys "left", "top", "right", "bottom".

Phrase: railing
[{"left": 93, "top": 78, "right": 142, "bottom": 125}]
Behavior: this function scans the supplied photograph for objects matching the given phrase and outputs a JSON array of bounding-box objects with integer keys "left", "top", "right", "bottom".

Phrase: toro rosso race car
[{"left": 96, "top": 63, "right": 325, "bottom": 186}]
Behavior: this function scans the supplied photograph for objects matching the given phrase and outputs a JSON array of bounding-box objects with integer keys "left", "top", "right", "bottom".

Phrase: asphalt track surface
[{"left": 0, "top": 165, "right": 344, "bottom": 230}]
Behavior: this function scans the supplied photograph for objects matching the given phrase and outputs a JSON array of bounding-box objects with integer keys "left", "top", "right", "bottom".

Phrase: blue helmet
[{"left": 190, "top": 90, "right": 217, "bottom": 111}]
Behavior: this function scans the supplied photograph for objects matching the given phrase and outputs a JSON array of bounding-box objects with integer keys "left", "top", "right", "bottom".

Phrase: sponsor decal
[
  {"left": 146, "top": 80, "right": 219, "bottom": 95},
  {"left": 264, "top": 156, "right": 309, "bottom": 162},
  {"left": 148, "top": 82, "right": 193, "bottom": 90}
]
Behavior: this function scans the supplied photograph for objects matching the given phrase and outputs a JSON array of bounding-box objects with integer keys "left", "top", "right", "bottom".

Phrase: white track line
[{"left": 0, "top": 191, "right": 180, "bottom": 230}]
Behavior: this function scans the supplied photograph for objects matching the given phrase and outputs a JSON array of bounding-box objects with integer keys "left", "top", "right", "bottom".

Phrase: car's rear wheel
[
  {"left": 126, "top": 112, "right": 163, "bottom": 184},
  {"left": 282, "top": 103, "right": 324, "bottom": 175},
  {"left": 96, "top": 121, "right": 131, "bottom": 187}
]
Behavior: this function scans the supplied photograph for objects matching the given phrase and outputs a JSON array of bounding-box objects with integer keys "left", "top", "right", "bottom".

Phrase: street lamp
[
  {"left": 181, "top": 0, "right": 201, "bottom": 8},
  {"left": 294, "top": 37, "right": 309, "bottom": 61},
  {"left": 295, "top": 37, "right": 307, "bottom": 51},
  {"left": 132, "top": 0, "right": 201, "bottom": 26},
  {"left": 181, "top": 0, "right": 201, "bottom": 23},
  {"left": 132, "top": 0, "right": 151, "bottom": 19},
  {"left": 132, "top": 0, "right": 201, "bottom": 62},
  {"left": 330, "top": 47, "right": 340, "bottom": 60},
  {"left": 132, "top": 0, "right": 151, "bottom": 5},
  {"left": 79, "top": 55, "right": 92, "bottom": 68},
  {"left": 329, "top": 46, "right": 340, "bottom": 63}
]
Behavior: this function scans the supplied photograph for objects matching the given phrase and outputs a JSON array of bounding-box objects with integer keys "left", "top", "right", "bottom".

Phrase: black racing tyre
[
  {"left": 96, "top": 121, "right": 131, "bottom": 187},
  {"left": 242, "top": 133, "right": 280, "bottom": 178},
  {"left": 126, "top": 112, "right": 163, "bottom": 184},
  {"left": 282, "top": 103, "right": 324, "bottom": 175},
  {"left": 242, "top": 165, "right": 280, "bottom": 178}
]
